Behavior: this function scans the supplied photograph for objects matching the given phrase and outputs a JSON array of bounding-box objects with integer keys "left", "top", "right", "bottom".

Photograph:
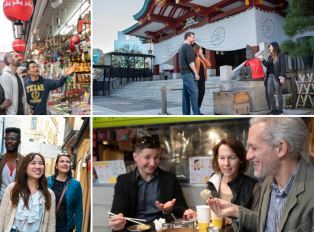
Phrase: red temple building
[{"left": 123, "top": 0, "right": 311, "bottom": 80}]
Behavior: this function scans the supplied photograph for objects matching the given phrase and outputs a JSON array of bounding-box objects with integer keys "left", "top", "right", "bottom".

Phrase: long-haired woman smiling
[{"left": 0, "top": 153, "right": 55, "bottom": 232}]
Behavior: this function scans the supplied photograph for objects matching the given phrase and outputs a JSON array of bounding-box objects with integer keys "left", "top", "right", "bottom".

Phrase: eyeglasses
[
  {"left": 136, "top": 138, "right": 160, "bottom": 147},
  {"left": 4, "top": 137, "right": 18, "bottom": 142}
]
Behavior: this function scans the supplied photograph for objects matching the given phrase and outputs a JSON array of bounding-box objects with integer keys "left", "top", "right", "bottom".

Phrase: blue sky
[{"left": 92, "top": 0, "right": 145, "bottom": 54}]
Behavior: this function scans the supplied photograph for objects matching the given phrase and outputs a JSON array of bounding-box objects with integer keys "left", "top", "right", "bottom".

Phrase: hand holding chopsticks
[{"left": 107, "top": 212, "right": 146, "bottom": 226}]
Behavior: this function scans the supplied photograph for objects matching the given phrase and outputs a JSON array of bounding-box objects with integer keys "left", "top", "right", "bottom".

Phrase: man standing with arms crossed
[
  {"left": 0, "top": 127, "right": 24, "bottom": 205},
  {"left": 178, "top": 32, "right": 200, "bottom": 115}
]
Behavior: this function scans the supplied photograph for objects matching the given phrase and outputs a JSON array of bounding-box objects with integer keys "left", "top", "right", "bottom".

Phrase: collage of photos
[{"left": 0, "top": 0, "right": 313, "bottom": 231}]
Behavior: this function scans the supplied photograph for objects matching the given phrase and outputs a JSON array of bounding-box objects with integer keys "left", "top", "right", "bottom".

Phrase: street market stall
[{"left": 6, "top": 0, "right": 91, "bottom": 115}]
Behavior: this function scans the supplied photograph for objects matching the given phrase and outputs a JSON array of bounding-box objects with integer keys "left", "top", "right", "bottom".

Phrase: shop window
[{"left": 30, "top": 117, "right": 37, "bottom": 129}]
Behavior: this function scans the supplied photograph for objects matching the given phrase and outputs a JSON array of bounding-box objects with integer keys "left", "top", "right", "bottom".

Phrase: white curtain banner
[{"left": 153, "top": 8, "right": 290, "bottom": 65}]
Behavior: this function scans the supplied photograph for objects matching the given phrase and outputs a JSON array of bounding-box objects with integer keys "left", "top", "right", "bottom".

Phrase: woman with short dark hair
[
  {"left": 257, "top": 42, "right": 286, "bottom": 115},
  {"left": 48, "top": 154, "right": 83, "bottom": 232},
  {"left": 184, "top": 138, "right": 261, "bottom": 225},
  {"left": 0, "top": 153, "right": 55, "bottom": 232}
]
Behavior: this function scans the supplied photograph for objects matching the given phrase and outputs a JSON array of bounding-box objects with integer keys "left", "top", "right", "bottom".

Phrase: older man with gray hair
[
  {"left": 208, "top": 117, "right": 313, "bottom": 232},
  {"left": 0, "top": 51, "right": 30, "bottom": 115}
]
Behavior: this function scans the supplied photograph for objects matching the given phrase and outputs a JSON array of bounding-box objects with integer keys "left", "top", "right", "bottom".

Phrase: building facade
[{"left": 123, "top": 0, "right": 313, "bottom": 79}]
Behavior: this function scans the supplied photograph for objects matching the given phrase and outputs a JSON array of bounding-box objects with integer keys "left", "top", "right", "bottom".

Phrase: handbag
[{"left": 56, "top": 178, "right": 70, "bottom": 214}]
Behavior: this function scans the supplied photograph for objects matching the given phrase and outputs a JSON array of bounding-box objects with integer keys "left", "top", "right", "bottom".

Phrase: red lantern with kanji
[
  {"left": 3, "top": 0, "right": 34, "bottom": 23},
  {"left": 18, "top": 53, "right": 23, "bottom": 60},
  {"left": 88, "top": 159, "right": 91, "bottom": 173},
  {"left": 12, "top": 39, "right": 26, "bottom": 53}
]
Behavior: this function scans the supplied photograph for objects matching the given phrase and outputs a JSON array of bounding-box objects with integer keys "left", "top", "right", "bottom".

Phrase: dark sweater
[
  {"left": 262, "top": 53, "right": 286, "bottom": 86},
  {"left": 24, "top": 75, "right": 67, "bottom": 115},
  {"left": 111, "top": 167, "right": 188, "bottom": 227},
  {"left": 178, "top": 43, "right": 195, "bottom": 74}
]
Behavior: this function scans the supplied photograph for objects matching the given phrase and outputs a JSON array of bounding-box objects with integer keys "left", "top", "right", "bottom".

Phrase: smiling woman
[
  {"left": 47, "top": 153, "right": 83, "bottom": 232},
  {"left": 0, "top": 153, "right": 56, "bottom": 232}
]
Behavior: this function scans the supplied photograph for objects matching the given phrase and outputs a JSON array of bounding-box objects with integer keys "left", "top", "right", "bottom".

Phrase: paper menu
[
  {"left": 94, "top": 160, "right": 127, "bottom": 183},
  {"left": 189, "top": 157, "right": 214, "bottom": 184}
]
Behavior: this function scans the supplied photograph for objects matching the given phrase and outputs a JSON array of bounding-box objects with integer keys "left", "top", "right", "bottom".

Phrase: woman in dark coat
[{"left": 257, "top": 42, "right": 286, "bottom": 115}]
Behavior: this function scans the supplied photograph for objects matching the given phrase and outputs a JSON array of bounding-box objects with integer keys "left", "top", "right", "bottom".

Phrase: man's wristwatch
[{"left": 279, "top": 76, "right": 285, "bottom": 80}]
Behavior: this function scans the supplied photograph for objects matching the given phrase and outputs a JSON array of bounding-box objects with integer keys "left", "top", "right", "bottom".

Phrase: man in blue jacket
[{"left": 24, "top": 61, "right": 76, "bottom": 115}]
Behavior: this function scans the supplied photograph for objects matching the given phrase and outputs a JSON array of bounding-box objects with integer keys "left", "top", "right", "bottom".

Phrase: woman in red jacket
[{"left": 193, "top": 45, "right": 211, "bottom": 114}]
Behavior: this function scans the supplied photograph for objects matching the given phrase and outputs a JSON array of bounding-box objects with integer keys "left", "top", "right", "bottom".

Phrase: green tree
[
  {"left": 111, "top": 44, "right": 150, "bottom": 69},
  {"left": 280, "top": 0, "right": 314, "bottom": 58}
]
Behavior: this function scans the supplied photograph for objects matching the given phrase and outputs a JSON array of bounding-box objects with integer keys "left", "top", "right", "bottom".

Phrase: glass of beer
[
  {"left": 196, "top": 205, "right": 211, "bottom": 232},
  {"left": 211, "top": 211, "right": 223, "bottom": 228}
]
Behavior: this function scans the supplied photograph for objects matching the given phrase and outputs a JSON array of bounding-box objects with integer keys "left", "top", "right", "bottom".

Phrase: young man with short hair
[
  {"left": 0, "top": 51, "right": 29, "bottom": 115},
  {"left": 108, "top": 136, "right": 188, "bottom": 231},
  {"left": 24, "top": 61, "right": 76, "bottom": 115},
  {"left": 178, "top": 32, "right": 200, "bottom": 115},
  {"left": 0, "top": 127, "right": 24, "bottom": 205}
]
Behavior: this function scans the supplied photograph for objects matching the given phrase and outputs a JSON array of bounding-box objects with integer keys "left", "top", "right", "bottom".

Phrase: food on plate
[{"left": 138, "top": 225, "right": 150, "bottom": 230}]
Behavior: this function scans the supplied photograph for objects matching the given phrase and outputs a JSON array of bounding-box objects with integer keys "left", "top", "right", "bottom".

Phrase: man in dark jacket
[
  {"left": 0, "top": 127, "right": 24, "bottom": 205},
  {"left": 24, "top": 61, "right": 76, "bottom": 115},
  {"left": 108, "top": 136, "right": 188, "bottom": 231}
]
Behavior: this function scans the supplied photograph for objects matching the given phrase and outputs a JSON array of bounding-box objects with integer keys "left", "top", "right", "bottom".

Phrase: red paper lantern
[
  {"left": 3, "top": 0, "right": 34, "bottom": 23},
  {"left": 72, "top": 35, "right": 80, "bottom": 44},
  {"left": 12, "top": 39, "right": 26, "bottom": 53},
  {"left": 77, "top": 17, "right": 84, "bottom": 34},
  {"left": 18, "top": 53, "right": 23, "bottom": 60}
]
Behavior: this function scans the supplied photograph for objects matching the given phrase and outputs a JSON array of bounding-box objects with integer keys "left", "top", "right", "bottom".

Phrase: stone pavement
[{"left": 93, "top": 96, "right": 314, "bottom": 115}]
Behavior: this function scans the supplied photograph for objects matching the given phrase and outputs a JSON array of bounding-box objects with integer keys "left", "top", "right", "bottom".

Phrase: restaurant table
[{"left": 114, "top": 223, "right": 234, "bottom": 232}]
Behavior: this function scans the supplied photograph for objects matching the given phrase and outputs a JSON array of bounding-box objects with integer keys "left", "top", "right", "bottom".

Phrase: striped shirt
[{"left": 264, "top": 163, "right": 299, "bottom": 232}]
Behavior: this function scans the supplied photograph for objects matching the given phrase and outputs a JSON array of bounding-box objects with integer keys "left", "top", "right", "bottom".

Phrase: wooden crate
[{"left": 214, "top": 91, "right": 250, "bottom": 115}]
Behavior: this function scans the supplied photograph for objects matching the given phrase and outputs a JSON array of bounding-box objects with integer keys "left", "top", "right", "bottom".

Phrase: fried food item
[
  {"left": 138, "top": 225, "right": 150, "bottom": 230},
  {"left": 201, "top": 189, "right": 213, "bottom": 200}
]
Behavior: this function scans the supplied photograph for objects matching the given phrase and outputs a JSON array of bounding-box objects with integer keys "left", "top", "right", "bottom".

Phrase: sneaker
[
  {"left": 268, "top": 109, "right": 278, "bottom": 115},
  {"left": 278, "top": 110, "right": 284, "bottom": 115}
]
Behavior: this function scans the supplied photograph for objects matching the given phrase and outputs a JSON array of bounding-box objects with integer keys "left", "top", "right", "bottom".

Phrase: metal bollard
[{"left": 158, "top": 86, "right": 171, "bottom": 115}]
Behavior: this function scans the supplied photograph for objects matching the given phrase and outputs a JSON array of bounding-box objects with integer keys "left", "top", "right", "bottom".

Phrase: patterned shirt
[{"left": 264, "top": 162, "right": 299, "bottom": 232}]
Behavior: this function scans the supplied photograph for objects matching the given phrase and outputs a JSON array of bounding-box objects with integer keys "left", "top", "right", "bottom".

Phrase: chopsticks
[{"left": 107, "top": 212, "right": 146, "bottom": 225}]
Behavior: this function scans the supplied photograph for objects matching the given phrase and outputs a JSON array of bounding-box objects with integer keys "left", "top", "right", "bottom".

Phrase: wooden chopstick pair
[{"left": 107, "top": 212, "right": 146, "bottom": 226}]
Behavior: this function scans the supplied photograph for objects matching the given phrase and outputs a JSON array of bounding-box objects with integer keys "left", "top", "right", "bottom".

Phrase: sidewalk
[{"left": 93, "top": 96, "right": 314, "bottom": 115}]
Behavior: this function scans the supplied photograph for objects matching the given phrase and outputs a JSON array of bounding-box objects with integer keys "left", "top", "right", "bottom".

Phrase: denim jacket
[{"left": 47, "top": 175, "right": 83, "bottom": 232}]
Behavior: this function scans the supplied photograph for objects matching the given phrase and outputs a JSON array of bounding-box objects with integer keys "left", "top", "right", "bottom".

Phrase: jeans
[
  {"left": 267, "top": 74, "right": 283, "bottom": 111},
  {"left": 181, "top": 73, "right": 200, "bottom": 115},
  {"left": 198, "top": 74, "right": 205, "bottom": 109},
  {"left": 56, "top": 222, "right": 73, "bottom": 232},
  {"left": 10, "top": 230, "right": 18, "bottom": 232}
]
